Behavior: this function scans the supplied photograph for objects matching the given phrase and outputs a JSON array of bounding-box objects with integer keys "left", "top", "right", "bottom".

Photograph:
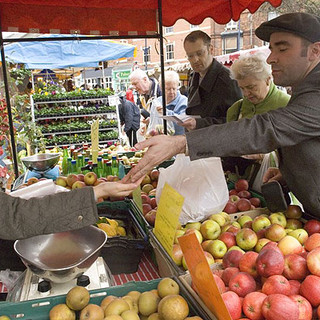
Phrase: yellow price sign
[
  {"left": 91, "top": 120, "right": 99, "bottom": 164},
  {"left": 154, "top": 183, "right": 184, "bottom": 256}
]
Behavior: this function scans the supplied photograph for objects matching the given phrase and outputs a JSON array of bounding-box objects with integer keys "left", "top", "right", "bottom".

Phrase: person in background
[
  {"left": 125, "top": 85, "right": 135, "bottom": 103},
  {"left": 148, "top": 70, "right": 187, "bottom": 136},
  {"left": 124, "top": 13, "right": 320, "bottom": 218},
  {"left": 129, "top": 69, "right": 161, "bottom": 137},
  {"left": 118, "top": 95, "right": 141, "bottom": 146},
  {"left": 223, "top": 53, "right": 290, "bottom": 181},
  {"left": 179, "top": 85, "right": 188, "bottom": 97},
  {"left": 0, "top": 179, "right": 141, "bottom": 240},
  {"left": 181, "top": 30, "right": 242, "bottom": 131}
]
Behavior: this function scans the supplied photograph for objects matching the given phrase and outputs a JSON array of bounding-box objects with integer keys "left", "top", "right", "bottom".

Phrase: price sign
[
  {"left": 178, "top": 232, "right": 232, "bottom": 320},
  {"left": 108, "top": 95, "right": 120, "bottom": 106},
  {"left": 154, "top": 183, "right": 184, "bottom": 256},
  {"left": 91, "top": 119, "right": 99, "bottom": 164}
]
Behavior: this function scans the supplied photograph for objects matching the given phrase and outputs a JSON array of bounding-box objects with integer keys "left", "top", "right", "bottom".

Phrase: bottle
[
  {"left": 106, "top": 161, "right": 112, "bottom": 176},
  {"left": 97, "top": 157, "right": 103, "bottom": 178},
  {"left": 67, "top": 157, "right": 73, "bottom": 175},
  {"left": 61, "top": 146, "right": 69, "bottom": 175},
  {"left": 77, "top": 154, "right": 84, "bottom": 173},
  {"left": 103, "top": 159, "right": 108, "bottom": 177},
  {"left": 71, "top": 160, "right": 77, "bottom": 174},
  {"left": 70, "top": 146, "right": 75, "bottom": 159},
  {"left": 111, "top": 156, "right": 119, "bottom": 177},
  {"left": 92, "top": 163, "right": 99, "bottom": 177},
  {"left": 82, "top": 157, "right": 90, "bottom": 174}
]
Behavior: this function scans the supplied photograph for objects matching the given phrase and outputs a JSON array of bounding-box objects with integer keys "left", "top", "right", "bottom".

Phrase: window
[
  {"left": 166, "top": 43, "right": 174, "bottom": 60},
  {"left": 143, "top": 46, "right": 151, "bottom": 63},
  {"left": 190, "top": 24, "right": 199, "bottom": 30},
  {"left": 225, "top": 20, "right": 238, "bottom": 31},
  {"left": 164, "top": 26, "right": 173, "bottom": 34},
  {"left": 104, "top": 77, "right": 112, "bottom": 88},
  {"left": 222, "top": 35, "right": 243, "bottom": 54}
]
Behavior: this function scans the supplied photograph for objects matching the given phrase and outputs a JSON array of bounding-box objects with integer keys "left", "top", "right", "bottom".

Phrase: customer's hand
[
  {"left": 263, "top": 167, "right": 285, "bottom": 184},
  {"left": 180, "top": 118, "right": 196, "bottom": 131},
  {"left": 123, "top": 135, "right": 187, "bottom": 182},
  {"left": 93, "top": 179, "right": 143, "bottom": 200}
]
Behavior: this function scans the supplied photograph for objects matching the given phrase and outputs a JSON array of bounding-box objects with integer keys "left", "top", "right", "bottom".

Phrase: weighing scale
[{"left": 12, "top": 153, "right": 60, "bottom": 190}]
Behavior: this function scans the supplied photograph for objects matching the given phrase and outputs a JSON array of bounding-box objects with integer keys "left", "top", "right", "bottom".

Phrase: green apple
[
  {"left": 206, "top": 239, "right": 227, "bottom": 259},
  {"left": 237, "top": 215, "right": 253, "bottom": 228},
  {"left": 218, "top": 211, "right": 231, "bottom": 223},
  {"left": 0, "top": 316, "right": 11, "bottom": 320},
  {"left": 285, "top": 228, "right": 294, "bottom": 234},
  {"left": 231, "top": 221, "right": 241, "bottom": 229},
  {"left": 209, "top": 214, "right": 226, "bottom": 227},
  {"left": 200, "top": 220, "right": 221, "bottom": 240},
  {"left": 174, "top": 229, "right": 186, "bottom": 244},
  {"left": 252, "top": 216, "right": 271, "bottom": 233},
  {"left": 236, "top": 228, "right": 258, "bottom": 250},
  {"left": 289, "top": 228, "right": 309, "bottom": 245},
  {"left": 269, "top": 213, "right": 287, "bottom": 228},
  {"left": 184, "top": 221, "right": 201, "bottom": 231},
  {"left": 227, "top": 246, "right": 245, "bottom": 253},
  {"left": 184, "top": 229, "right": 203, "bottom": 243},
  {"left": 286, "top": 218, "right": 303, "bottom": 230},
  {"left": 254, "top": 238, "right": 271, "bottom": 253}
]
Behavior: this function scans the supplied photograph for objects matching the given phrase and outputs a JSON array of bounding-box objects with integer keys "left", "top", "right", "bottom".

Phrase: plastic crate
[
  {"left": 97, "top": 202, "right": 149, "bottom": 274},
  {"left": 149, "top": 230, "right": 186, "bottom": 278},
  {"left": 0, "top": 278, "right": 212, "bottom": 320}
]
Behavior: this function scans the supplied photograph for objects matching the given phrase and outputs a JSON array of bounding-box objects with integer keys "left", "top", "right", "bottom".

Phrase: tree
[{"left": 261, "top": 0, "right": 320, "bottom": 17}]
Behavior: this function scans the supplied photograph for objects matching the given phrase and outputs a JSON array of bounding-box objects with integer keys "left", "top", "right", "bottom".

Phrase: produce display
[{"left": 45, "top": 278, "right": 204, "bottom": 320}]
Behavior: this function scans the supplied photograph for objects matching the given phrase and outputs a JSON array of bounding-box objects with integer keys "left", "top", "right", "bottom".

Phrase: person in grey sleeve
[
  {"left": 0, "top": 179, "right": 141, "bottom": 240},
  {"left": 124, "top": 13, "right": 320, "bottom": 218}
]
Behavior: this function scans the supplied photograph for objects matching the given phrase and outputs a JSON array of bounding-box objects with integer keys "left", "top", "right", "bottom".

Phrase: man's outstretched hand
[{"left": 123, "top": 135, "right": 187, "bottom": 183}]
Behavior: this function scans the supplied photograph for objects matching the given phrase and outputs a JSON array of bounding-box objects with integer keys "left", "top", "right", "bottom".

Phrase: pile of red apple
[
  {"left": 140, "top": 169, "right": 159, "bottom": 226},
  {"left": 224, "top": 178, "right": 262, "bottom": 214}
]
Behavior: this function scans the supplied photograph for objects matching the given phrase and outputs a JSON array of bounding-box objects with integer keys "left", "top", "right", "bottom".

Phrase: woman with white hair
[
  {"left": 225, "top": 54, "right": 291, "bottom": 191},
  {"left": 227, "top": 53, "right": 290, "bottom": 121},
  {"left": 148, "top": 70, "right": 188, "bottom": 136}
]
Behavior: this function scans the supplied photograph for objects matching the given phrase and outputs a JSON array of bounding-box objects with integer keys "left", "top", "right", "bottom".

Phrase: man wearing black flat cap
[{"left": 124, "top": 12, "right": 320, "bottom": 218}]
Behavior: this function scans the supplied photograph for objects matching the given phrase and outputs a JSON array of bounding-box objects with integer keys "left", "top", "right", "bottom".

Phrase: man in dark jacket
[
  {"left": 182, "top": 30, "right": 242, "bottom": 131},
  {"left": 118, "top": 96, "right": 140, "bottom": 147}
]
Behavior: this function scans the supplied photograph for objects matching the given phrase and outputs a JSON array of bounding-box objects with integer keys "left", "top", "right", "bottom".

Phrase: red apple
[
  {"left": 235, "top": 179, "right": 249, "bottom": 192},
  {"left": 201, "top": 239, "right": 212, "bottom": 251},
  {"left": 150, "top": 169, "right": 159, "bottom": 181},
  {"left": 304, "top": 233, "right": 320, "bottom": 252},
  {"left": 218, "top": 232, "right": 236, "bottom": 249},
  {"left": 304, "top": 219, "right": 320, "bottom": 235},
  {"left": 238, "top": 190, "right": 251, "bottom": 199},
  {"left": 262, "top": 274, "right": 290, "bottom": 295},
  {"left": 242, "top": 291, "right": 267, "bottom": 320},
  {"left": 289, "top": 295, "right": 312, "bottom": 320},
  {"left": 262, "top": 294, "right": 299, "bottom": 320},
  {"left": 221, "top": 291, "right": 242, "bottom": 320},
  {"left": 283, "top": 254, "right": 309, "bottom": 280},
  {"left": 229, "top": 272, "right": 256, "bottom": 297},
  {"left": 221, "top": 267, "right": 240, "bottom": 286},
  {"left": 242, "top": 220, "right": 253, "bottom": 229},
  {"left": 300, "top": 275, "right": 320, "bottom": 307},
  {"left": 239, "top": 251, "right": 259, "bottom": 278},
  {"left": 71, "top": 180, "right": 86, "bottom": 189},
  {"left": 150, "top": 197, "right": 157, "bottom": 209},
  {"left": 237, "top": 198, "right": 252, "bottom": 212},
  {"left": 222, "top": 250, "right": 244, "bottom": 269},
  {"left": 306, "top": 247, "right": 320, "bottom": 276},
  {"left": 172, "top": 244, "right": 183, "bottom": 266},
  {"left": 288, "top": 280, "right": 301, "bottom": 295},
  {"left": 284, "top": 204, "right": 303, "bottom": 219},
  {"left": 260, "top": 241, "right": 282, "bottom": 254},
  {"left": 256, "top": 248, "right": 284, "bottom": 277},
  {"left": 77, "top": 173, "right": 84, "bottom": 182},
  {"left": 249, "top": 197, "right": 261, "bottom": 208},
  {"left": 142, "top": 203, "right": 152, "bottom": 216},
  {"left": 66, "top": 174, "right": 79, "bottom": 187},
  {"left": 265, "top": 224, "right": 286, "bottom": 242},
  {"left": 229, "top": 189, "right": 238, "bottom": 196},
  {"left": 212, "top": 274, "right": 226, "bottom": 294},
  {"left": 145, "top": 209, "right": 157, "bottom": 226},
  {"left": 223, "top": 202, "right": 238, "bottom": 214},
  {"left": 141, "top": 194, "right": 151, "bottom": 205}
]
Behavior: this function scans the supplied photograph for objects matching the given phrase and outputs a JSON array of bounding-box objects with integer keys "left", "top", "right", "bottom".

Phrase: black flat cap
[{"left": 255, "top": 12, "right": 320, "bottom": 43}]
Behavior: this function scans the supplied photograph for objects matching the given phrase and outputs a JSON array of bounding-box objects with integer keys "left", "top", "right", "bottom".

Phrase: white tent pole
[{"left": 101, "top": 62, "right": 105, "bottom": 88}]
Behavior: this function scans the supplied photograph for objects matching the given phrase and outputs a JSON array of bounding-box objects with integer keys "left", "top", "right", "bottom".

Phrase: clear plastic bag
[{"left": 156, "top": 154, "right": 229, "bottom": 225}]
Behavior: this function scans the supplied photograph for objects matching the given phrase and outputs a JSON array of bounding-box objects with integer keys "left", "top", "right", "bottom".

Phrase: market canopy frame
[{"left": 0, "top": 0, "right": 282, "bottom": 178}]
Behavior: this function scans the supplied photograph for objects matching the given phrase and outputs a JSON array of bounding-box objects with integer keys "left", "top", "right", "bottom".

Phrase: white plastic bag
[
  {"left": 156, "top": 154, "right": 229, "bottom": 225},
  {"left": 252, "top": 151, "right": 279, "bottom": 193}
]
